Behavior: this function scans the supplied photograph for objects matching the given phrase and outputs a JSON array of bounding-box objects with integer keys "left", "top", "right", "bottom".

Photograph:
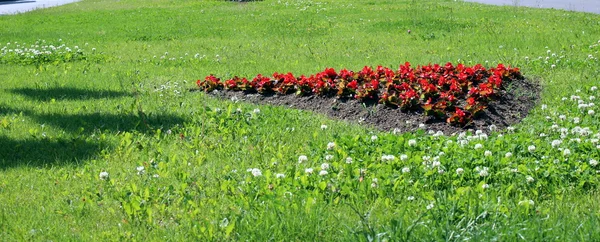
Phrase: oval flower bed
[{"left": 197, "top": 62, "right": 538, "bottom": 131}]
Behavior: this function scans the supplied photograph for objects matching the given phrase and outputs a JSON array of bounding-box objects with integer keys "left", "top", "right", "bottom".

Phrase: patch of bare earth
[{"left": 203, "top": 78, "right": 540, "bottom": 134}]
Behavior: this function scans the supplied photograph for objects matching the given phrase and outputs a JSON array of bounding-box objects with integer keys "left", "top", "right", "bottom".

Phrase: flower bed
[{"left": 197, "top": 62, "right": 523, "bottom": 126}]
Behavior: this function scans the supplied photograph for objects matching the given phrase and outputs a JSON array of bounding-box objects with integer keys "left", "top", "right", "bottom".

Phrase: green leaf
[
  {"left": 318, "top": 181, "right": 327, "bottom": 191},
  {"left": 225, "top": 219, "right": 236, "bottom": 238}
]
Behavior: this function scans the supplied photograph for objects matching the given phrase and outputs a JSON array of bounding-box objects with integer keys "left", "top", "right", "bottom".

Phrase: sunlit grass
[{"left": 0, "top": 0, "right": 600, "bottom": 240}]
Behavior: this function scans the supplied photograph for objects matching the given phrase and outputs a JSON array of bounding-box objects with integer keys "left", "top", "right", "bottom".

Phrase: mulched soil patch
[{"left": 200, "top": 78, "right": 541, "bottom": 135}]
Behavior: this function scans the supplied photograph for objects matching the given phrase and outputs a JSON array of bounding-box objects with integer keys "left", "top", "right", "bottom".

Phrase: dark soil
[{"left": 201, "top": 78, "right": 541, "bottom": 134}]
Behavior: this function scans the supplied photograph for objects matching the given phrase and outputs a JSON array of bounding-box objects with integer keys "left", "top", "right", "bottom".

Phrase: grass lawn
[{"left": 1, "top": 0, "right": 600, "bottom": 240}]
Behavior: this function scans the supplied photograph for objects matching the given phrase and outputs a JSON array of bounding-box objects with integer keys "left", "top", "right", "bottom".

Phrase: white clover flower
[
  {"left": 526, "top": 176, "right": 535, "bottom": 183},
  {"left": 511, "top": 168, "right": 518, "bottom": 173},
  {"left": 475, "top": 130, "right": 483, "bottom": 136},
  {"left": 592, "top": 86, "right": 598, "bottom": 91},
  {"left": 327, "top": 142, "right": 336, "bottom": 150},
  {"left": 484, "top": 150, "right": 492, "bottom": 157},
  {"left": 551, "top": 139, "right": 562, "bottom": 148},
  {"left": 407, "top": 196, "right": 415, "bottom": 201},
  {"left": 559, "top": 115, "right": 566, "bottom": 120},
  {"left": 400, "top": 154, "right": 408, "bottom": 161},
  {"left": 320, "top": 124, "right": 328, "bottom": 130},
  {"left": 541, "top": 104, "right": 547, "bottom": 110},
  {"left": 346, "top": 157, "right": 353, "bottom": 164},
  {"left": 474, "top": 143, "right": 483, "bottom": 150},
  {"left": 479, "top": 169, "right": 489, "bottom": 177},
  {"left": 589, "top": 110, "right": 595, "bottom": 115},
  {"left": 402, "top": 167, "right": 410, "bottom": 173},
  {"left": 590, "top": 96, "right": 596, "bottom": 100},
  {"left": 426, "top": 203, "right": 434, "bottom": 210},
  {"left": 371, "top": 182, "right": 377, "bottom": 188},
  {"left": 324, "top": 155, "right": 334, "bottom": 161},
  {"left": 528, "top": 145, "right": 536, "bottom": 152},
  {"left": 408, "top": 139, "right": 417, "bottom": 146},
  {"left": 381, "top": 155, "right": 395, "bottom": 162},
  {"left": 253, "top": 108, "right": 260, "bottom": 113},
  {"left": 519, "top": 200, "right": 535, "bottom": 206},
  {"left": 305, "top": 168, "right": 314, "bottom": 174},
  {"left": 319, "top": 170, "right": 328, "bottom": 176},
  {"left": 488, "top": 124, "right": 497, "bottom": 131},
  {"left": 539, "top": 133, "right": 547, "bottom": 137},
  {"left": 590, "top": 159, "right": 598, "bottom": 167},
  {"left": 563, "top": 149, "right": 571, "bottom": 156},
  {"left": 482, "top": 184, "right": 489, "bottom": 189},
  {"left": 298, "top": 155, "right": 308, "bottom": 163},
  {"left": 456, "top": 168, "right": 464, "bottom": 175},
  {"left": 507, "top": 126, "right": 515, "bottom": 132},
  {"left": 479, "top": 133, "right": 488, "bottom": 140},
  {"left": 136, "top": 166, "right": 145, "bottom": 175},
  {"left": 551, "top": 64, "right": 556, "bottom": 69},
  {"left": 251, "top": 168, "right": 262, "bottom": 177},
  {"left": 99, "top": 171, "right": 109, "bottom": 180},
  {"left": 578, "top": 104, "right": 589, "bottom": 109},
  {"left": 371, "top": 135, "right": 378, "bottom": 141},
  {"left": 321, "top": 163, "right": 330, "bottom": 170},
  {"left": 432, "top": 161, "right": 441, "bottom": 167},
  {"left": 276, "top": 173, "right": 285, "bottom": 178},
  {"left": 574, "top": 117, "right": 581, "bottom": 124}
]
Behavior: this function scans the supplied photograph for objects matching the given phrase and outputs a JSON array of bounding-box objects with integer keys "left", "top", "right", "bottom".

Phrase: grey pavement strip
[
  {"left": 463, "top": 0, "right": 600, "bottom": 14},
  {"left": 0, "top": 0, "right": 80, "bottom": 15}
]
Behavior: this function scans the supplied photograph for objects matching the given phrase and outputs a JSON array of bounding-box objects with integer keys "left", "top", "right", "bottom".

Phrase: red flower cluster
[{"left": 197, "top": 62, "right": 522, "bottom": 126}]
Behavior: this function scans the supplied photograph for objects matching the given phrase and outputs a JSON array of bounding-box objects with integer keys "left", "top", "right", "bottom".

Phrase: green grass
[{"left": 1, "top": 0, "right": 600, "bottom": 240}]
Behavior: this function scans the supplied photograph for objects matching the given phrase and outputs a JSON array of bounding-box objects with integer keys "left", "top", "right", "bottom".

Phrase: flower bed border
[{"left": 197, "top": 62, "right": 524, "bottom": 126}]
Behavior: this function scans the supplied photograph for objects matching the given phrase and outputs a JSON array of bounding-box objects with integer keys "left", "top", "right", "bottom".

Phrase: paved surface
[
  {"left": 0, "top": 0, "right": 80, "bottom": 15},
  {"left": 463, "top": 0, "right": 600, "bottom": 14}
]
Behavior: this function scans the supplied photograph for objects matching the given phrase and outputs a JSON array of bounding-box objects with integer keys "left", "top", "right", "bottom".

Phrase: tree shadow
[
  {"left": 0, "top": 105, "right": 20, "bottom": 115},
  {"left": 10, "top": 87, "right": 130, "bottom": 101},
  {"left": 0, "top": 135, "right": 103, "bottom": 169},
  {"left": 29, "top": 111, "right": 185, "bottom": 134},
  {"left": 0, "top": 111, "right": 185, "bottom": 169}
]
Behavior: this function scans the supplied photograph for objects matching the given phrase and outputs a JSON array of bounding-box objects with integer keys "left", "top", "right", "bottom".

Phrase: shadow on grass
[
  {"left": 0, "top": 111, "right": 184, "bottom": 169},
  {"left": 30, "top": 112, "right": 185, "bottom": 134},
  {"left": 10, "top": 87, "right": 130, "bottom": 101},
  {"left": 0, "top": 136, "right": 103, "bottom": 169},
  {"left": 0, "top": 106, "right": 20, "bottom": 115}
]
